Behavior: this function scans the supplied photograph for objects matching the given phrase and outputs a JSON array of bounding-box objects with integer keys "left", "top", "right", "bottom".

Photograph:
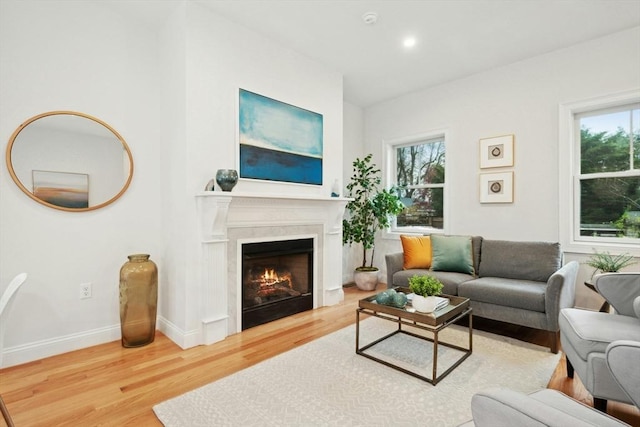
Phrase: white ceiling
[{"left": 106, "top": 0, "right": 640, "bottom": 107}]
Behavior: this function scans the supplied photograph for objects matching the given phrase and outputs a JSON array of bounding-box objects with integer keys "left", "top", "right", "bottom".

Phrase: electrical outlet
[{"left": 80, "top": 282, "right": 92, "bottom": 299}]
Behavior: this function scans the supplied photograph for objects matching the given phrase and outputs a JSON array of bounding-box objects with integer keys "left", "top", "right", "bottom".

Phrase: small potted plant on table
[{"left": 408, "top": 275, "right": 444, "bottom": 313}]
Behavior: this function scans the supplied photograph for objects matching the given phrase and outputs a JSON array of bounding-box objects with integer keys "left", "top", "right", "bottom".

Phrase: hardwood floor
[{"left": 1, "top": 286, "right": 639, "bottom": 427}]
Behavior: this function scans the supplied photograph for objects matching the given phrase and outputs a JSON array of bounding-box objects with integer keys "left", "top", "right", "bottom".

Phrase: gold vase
[{"left": 119, "top": 254, "right": 158, "bottom": 348}]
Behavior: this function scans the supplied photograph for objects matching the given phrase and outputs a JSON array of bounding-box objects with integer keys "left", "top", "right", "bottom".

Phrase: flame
[
  {"left": 258, "top": 268, "right": 291, "bottom": 288},
  {"left": 262, "top": 268, "right": 278, "bottom": 282}
]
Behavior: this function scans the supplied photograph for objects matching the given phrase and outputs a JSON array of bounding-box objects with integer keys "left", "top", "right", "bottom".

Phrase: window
[
  {"left": 573, "top": 102, "right": 640, "bottom": 243},
  {"left": 387, "top": 133, "right": 446, "bottom": 232}
]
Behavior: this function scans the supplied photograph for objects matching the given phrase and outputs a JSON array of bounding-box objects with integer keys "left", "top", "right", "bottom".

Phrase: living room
[{"left": 1, "top": 0, "right": 639, "bottom": 425}]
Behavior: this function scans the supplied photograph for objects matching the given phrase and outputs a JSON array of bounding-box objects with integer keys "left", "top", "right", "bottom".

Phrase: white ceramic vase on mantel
[{"left": 412, "top": 295, "right": 437, "bottom": 313}]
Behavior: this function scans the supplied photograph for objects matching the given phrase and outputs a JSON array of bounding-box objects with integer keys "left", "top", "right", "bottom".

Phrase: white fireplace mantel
[{"left": 195, "top": 191, "right": 350, "bottom": 346}]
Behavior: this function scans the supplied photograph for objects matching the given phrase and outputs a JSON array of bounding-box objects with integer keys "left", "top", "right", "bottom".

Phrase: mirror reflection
[{"left": 5, "top": 111, "right": 133, "bottom": 211}]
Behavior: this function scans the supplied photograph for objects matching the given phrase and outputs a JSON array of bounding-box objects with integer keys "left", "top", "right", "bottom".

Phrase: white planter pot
[
  {"left": 412, "top": 295, "right": 437, "bottom": 313},
  {"left": 353, "top": 269, "right": 379, "bottom": 291}
]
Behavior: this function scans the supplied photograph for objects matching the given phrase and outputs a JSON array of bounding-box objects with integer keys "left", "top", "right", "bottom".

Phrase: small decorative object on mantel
[
  {"left": 408, "top": 274, "right": 444, "bottom": 313},
  {"left": 204, "top": 178, "right": 215, "bottom": 191},
  {"left": 216, "top": 169, "right": 238, "bottom": 191},
  {"left": 119, "top": 254, "right": 158, "bottom": 348},
  {"left": 331, "top": 179, "right": 340, "bottom": 197}
]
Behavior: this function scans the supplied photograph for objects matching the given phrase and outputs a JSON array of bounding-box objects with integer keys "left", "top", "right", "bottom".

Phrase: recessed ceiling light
[{"left": 403, "top": 37, "right": 417, "bottom": 48}]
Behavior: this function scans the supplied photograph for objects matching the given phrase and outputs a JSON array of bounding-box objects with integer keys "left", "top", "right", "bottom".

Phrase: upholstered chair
[
  {"left": 559, "top": 272, "right": 640, "bottom": 412},
  {"left": 0, "top": 272, "right": 28, "bottom": 427},
  {"left": 460, "top": 340, "right": 640, "bottom": 426}
]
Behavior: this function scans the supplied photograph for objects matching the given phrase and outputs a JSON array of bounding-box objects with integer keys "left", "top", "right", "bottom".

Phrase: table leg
[
  {"left": 355, "top": 309, "right": 360, "bottom": 352},
  {"left": 469, "top": 313, "right": 473, "bottom": 351},
  {"left": 432, "top": 330, "right": 438, "bottom": 383}
]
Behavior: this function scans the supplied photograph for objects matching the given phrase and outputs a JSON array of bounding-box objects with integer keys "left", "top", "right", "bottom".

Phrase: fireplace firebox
[{"left": 242, "top": 238, "right": 313, "bottom": 330}]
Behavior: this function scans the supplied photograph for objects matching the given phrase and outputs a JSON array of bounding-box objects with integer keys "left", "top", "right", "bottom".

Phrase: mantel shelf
[{"left": 195, "top": 191, "right": 352, "bottom": 203}]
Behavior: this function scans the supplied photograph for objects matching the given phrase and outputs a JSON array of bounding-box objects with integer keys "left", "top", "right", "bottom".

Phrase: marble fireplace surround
[{"left": 196, "top": 192, "right": 349, "bottom": 345}]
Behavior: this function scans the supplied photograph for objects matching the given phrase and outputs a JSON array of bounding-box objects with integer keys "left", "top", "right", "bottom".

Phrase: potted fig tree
[
  {"left": 408, "top": 275, "right": 444, "bottom": 313},
  {"left": 343, "top": 154, "right": 405, "bottom": 290}
]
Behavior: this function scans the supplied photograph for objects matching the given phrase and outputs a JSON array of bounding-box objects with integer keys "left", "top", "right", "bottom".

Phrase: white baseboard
[
  {"left": 157, "top": 315, "right": 201, "bottom": 349},
  {"left": 1, "top": 316, "right": 200, "bottom": 369},
  {"left": 1, "top": 324, "right": 121, "bottom": 369}
]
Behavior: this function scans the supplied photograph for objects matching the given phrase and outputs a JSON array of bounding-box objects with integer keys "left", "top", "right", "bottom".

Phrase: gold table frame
[{"left": 356, "top": 290, "right": 473, "bottom": 385}]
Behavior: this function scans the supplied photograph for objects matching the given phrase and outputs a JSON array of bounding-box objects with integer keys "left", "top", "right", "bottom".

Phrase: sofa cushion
[
  {"left": 399, "top": 235, "right": 431, "bottom": 269},
  {"left": 478, "top": 240, "right": 561, "bottom": 282},
  {"left": 459, "top": 277, "right": 547, "bottom": 312},
  {"left": 559, "top": 308, "right": 640, "bottom": 359},
  {"left": 392, "top": 269, "right": 470, "bottom": 296},
  {"left": 431, "top": 235, "right": 474, "bottom": 275}
]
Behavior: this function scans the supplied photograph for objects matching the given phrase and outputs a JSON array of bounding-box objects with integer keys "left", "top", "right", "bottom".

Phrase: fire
[
  {"left": 257, "top": 268, "right": 292, "bottom": 289},
  {"left": 262, "top": 268, "right": 278, "bottom": 282}
]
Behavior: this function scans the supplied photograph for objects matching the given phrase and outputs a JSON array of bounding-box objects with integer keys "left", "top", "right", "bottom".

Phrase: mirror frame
[{"left": 5, "top": 110, "right": 134, "bottom": 212}]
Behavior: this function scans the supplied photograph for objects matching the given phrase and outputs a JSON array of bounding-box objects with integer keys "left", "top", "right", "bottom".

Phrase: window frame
[
  {"left": 383, "top": 130, "right": 449, "bottom": 237},
  {"left": 559, "top": 89, "right": 640, "bottom": 256}
]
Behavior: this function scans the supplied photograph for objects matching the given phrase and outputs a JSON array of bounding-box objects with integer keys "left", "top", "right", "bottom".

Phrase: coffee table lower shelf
[{"left": 355, "top": 307, "right": 473, "bottom": 385}]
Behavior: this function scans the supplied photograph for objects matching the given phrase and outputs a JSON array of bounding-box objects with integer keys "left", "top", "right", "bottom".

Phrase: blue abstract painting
[{"left": 239, "top": 89, "right": 323, "bottom": 185}]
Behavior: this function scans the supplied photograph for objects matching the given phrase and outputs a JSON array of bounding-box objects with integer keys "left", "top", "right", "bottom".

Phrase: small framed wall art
[
  {"left": 479, "top": 134, "right": 514, "bottom": 169},
  {"left": 480, "top": 171, "right": 513, "bottom": 203}
]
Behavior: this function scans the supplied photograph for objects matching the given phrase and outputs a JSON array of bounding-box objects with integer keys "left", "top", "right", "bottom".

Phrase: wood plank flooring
[{"left": 1, "top": 286, "right": 638, "bottom": 427}]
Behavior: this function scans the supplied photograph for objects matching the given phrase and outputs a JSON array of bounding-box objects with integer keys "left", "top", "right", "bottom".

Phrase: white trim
[
  {"left": 558, "top": 89, "right": 640, "bottom": 256},
  {"left": 1, "top": 324, "right": 120, "bottom": 368}
]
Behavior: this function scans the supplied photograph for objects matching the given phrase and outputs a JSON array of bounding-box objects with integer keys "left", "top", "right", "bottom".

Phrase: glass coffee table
[{"left": 356, "top": 287, "right": 472, "bottom": 385}]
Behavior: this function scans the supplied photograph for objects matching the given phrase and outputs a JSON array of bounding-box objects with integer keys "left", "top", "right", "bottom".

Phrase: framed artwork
[
  {"left": 32, "top": 170, "right": 89, "bottom": 208},
  {"left": 238, "top": 89, "right": 323, "bottom": 185},
  {"left": 479, "top": 134, "right": 514, "bottom": 168},
  {"left": 480, "top": 171, "right": 513, "bottom": 203}
]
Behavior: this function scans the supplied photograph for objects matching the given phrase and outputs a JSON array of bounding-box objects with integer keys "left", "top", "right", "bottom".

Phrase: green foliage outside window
[
  {"left": 395, "top": 139, "right": 445, "bottom": 229},
  {"left": 579, "top": 107, "right": 640, "bottom": 238}
]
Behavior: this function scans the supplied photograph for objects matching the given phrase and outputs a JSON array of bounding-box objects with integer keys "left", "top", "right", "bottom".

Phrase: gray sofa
[{"left": 385, "top": 237, "right": 579, "bottom": 353}]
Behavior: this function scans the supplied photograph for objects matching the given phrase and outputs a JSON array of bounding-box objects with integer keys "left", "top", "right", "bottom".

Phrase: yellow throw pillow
[{"left": 400, "top": 235, "right": 432, "bottom": 270}]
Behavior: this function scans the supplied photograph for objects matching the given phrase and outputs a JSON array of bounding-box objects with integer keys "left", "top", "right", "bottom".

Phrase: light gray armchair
[
  {"left": 460, "top": 340, "right": 640, "bottom": 426},
  {"left": 559, "top": 272, "right": 640, "bottom": 412}
]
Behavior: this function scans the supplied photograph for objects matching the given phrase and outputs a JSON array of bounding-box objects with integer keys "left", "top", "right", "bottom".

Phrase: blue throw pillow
[{"left": 431, "top": 235, "right": 475, "bottom": 275}]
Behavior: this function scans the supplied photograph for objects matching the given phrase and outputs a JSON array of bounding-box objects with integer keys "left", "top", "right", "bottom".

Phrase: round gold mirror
[{"left": 5, "top": 111, "right": 134, "bottom": 212}]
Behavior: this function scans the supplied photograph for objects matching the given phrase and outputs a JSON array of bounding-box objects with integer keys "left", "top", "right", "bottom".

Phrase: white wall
[
  {"left": 341, "top": 101, "right": 365, "bottom": 283},
  {"left": 363, "top": 26, "right": 640, "bottom": 308},
  {"left": 0, "top": 0, "right": 164, "bottom": 366},
  {"left": 158, "top": 3, "right": 344, "bottom": 348},
  {"left": 0, "top": 0, "right": 343, "bottom": 366}
]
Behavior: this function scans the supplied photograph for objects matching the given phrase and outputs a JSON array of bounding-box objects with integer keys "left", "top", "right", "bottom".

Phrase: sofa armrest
[
  {"left": 545, "top": 261, "right": 579, "bottom": 331},
  {"left": 385, "top": 252, "right": 404, "bottom": 288},
  {"left": 606, "top": 340, "right": 640, "bottom": 408},
  {"left": 470, "top": 388, "right": 598, "bottom": 427}
]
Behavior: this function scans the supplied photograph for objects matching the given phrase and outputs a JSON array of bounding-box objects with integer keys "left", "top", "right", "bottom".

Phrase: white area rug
[{"left": 153, "top": 317, "right": 560, "bottom": 427}]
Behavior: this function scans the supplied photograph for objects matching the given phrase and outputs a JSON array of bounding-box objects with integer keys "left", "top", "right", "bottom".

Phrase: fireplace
[{"left": 242, "top": 238, "right": 314, "bottom": 330}]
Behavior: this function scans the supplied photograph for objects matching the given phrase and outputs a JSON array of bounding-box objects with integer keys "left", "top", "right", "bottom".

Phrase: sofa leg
[
  {"left": 594, "top": 398, "right": 607, "bottom": 412},
  {"left": 566, "top": 357, "right": 574, "bottom": 379},
  {"left": 549, "top": 331, "right": 559, "bottom": 354}
]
